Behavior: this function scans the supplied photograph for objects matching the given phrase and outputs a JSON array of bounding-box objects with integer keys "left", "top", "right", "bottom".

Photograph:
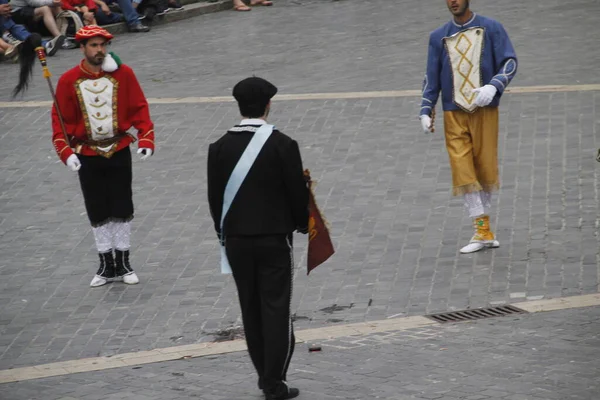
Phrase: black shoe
[
  {"left": 265, "top": 388, "right": 299, "bottom": 400},
  {"left": 128, "top": 22, "right": 150, "bottom": 32},
  {"left": 90, "top": 250, "right": 116, "bottom": 287},
  {"left": 168, "top": 0, "right": 184, "bottom": 11}
]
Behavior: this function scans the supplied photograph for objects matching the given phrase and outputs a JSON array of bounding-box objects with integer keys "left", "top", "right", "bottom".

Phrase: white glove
[
  {"left": 420, "top": 115, "right": 433, "bottom": 134},
  {"left": 66, "top": 154, "right": 81, "bottom": 172},
  {"left": 137, "top": 148, "right": 153, "bottom": 160},
  {"left": 472, "top": 84, "right": 498, "bottom": 108}
]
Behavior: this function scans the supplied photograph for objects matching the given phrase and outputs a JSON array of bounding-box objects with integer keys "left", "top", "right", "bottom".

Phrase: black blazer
[{"left": 207, "top": 124, "right": 309, "bottom": 238}]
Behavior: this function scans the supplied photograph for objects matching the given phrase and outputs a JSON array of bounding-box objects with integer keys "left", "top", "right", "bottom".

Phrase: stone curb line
[
  {"left": 1, "top": 293, "right": 599, "bottom": 384},
  {"left": 1, "top": 84, "right": 599, "bottom": 108}
]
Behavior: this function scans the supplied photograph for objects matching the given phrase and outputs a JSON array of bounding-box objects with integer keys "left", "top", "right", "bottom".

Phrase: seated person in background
[
  {"left": 101, "top": 0, "right": 149, "bottom": 31},
  {"left": 92, "top": 0, "right": 122, "bottom": 25},
  {"left": 61, "top": 0, "right": 97, "bottom": 25},
  {"left": 8, "top": 0, "right": 67, "bottom": 54},
  {"left": 134, "top": 0, "right": 168, "bottom": 22}
]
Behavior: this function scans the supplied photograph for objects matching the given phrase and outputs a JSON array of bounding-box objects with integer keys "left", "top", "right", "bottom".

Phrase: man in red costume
[{"left": 51, "top": 25, "right": 155, "bottom": 287}]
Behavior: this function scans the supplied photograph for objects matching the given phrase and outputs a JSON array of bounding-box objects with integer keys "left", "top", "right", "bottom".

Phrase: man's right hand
[
  {"left": 0, "top": 4, "right": 11, "bottom": 16},
  {"left": 66, "top": 154, "right": 81, "bottom": 172},
  {"left": 420, "top": 115, "right": 433, "bottom": 134}
]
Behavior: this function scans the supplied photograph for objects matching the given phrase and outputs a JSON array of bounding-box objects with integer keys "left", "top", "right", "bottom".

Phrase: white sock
[
  {"left": 92, "top": 224, "right": 112, "bottom": 253},
  {"left": 110, "top": 221, "right": 131, "bottom": 251}
]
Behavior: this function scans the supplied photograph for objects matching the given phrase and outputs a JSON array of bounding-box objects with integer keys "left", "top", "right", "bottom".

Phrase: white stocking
[
  {"left": 110, "top": 221, "right": 131, "bottom": 251},
  {"left": 480, "top": 191, "right": 492, "bottom": 215},
  {"left": 463, "top": 191, "right": 492, "bottom": 218},
  {"left": 92, "top": 224, "right": 112, "bottom": 253}
]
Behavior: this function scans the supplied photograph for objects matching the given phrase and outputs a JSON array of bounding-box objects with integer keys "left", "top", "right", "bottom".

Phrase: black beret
[{"left": 232, "top": 77, "right": 278, "bottom": 107}]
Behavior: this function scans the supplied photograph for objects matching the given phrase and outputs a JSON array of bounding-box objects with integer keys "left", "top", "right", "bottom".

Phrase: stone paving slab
[
  {"left": 1, "top": 0, "right": 599, "bottom": 102},
  {"left": 1, "top": 89, "right": 599, "bottom": 370},
  {"left": 1, "top": 306, "right": 599, "bottom": 400}
]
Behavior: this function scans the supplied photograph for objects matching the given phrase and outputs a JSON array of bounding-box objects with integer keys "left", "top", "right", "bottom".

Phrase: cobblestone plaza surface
[{"left": 1, "top": 0, "right": 599, "bottom": 399}]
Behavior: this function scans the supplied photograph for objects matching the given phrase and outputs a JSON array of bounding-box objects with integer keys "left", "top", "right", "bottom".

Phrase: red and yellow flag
[{"left": 304, "top": 170, "right": 335, "bottom": 275}]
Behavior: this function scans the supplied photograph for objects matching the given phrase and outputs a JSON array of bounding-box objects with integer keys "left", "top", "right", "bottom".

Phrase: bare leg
[{"left": 33, "top": 6, "right": 61, "bottom": 37}]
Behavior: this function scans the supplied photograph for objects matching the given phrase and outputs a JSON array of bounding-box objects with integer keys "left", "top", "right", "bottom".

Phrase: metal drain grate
[{"left": 425, "top": 305, "right": 527, "bottom": 323}]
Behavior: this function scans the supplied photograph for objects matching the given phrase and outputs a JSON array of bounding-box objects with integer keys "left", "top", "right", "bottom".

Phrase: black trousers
[
  {"left": 77, "top": 147, "right": 134, "bottom": 227},
  {"left": 226, "top": 234, "right": 295, "bottom": 392}
]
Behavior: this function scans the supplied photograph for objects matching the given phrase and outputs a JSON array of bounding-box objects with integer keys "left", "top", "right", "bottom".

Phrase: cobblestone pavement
[
  {"left": 2, "top": 306, "right": 600, "bottom": 400},
  {"left": 0, "top": 0, "right": 599, "bottom": 382}
]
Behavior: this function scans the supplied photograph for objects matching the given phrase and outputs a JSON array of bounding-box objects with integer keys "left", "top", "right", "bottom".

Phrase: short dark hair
[{"left": 238, "top": 102, "right": 269, "bottom": 119}]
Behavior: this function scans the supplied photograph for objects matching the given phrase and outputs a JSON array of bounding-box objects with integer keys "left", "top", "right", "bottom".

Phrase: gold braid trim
[{"left": 139, "top": 138, "right": 154, "bottom": 145}]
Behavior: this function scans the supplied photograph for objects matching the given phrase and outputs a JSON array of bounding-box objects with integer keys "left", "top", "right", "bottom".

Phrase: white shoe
[
  {"left": 460, "top": 239, "right": 500, "bottom": 254},
  {"left": 90, "top": 275, "right": 109, "bottom": 287},
  {"left": 121, "top": 272, "right": 139, "bottom": 285}
]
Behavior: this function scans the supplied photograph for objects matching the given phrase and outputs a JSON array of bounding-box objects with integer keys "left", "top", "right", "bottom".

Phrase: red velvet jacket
[{"left": 52, "top": 61, "right": 155, "bottom": 163}]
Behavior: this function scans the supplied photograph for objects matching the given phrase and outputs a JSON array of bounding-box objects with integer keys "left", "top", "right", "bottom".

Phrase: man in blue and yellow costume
[{"left": 420, "top": 0, "right": 517, "bottom": 254}]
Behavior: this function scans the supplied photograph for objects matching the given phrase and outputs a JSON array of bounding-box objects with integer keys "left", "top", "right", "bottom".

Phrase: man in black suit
[{"left": 207, "top": 77, "right": 308, "bottom": 400}]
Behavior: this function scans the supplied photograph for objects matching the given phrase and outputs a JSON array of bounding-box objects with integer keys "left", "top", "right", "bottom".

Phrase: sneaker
[
  {"left": 128, "top": 22, "right": 150, "bottom": 32},
  {"left": 2, "top": 32, "right": 19, "bottom": 45},
  {"left": 45, "top": 35, "right": 66, "bottom": 56},
  {"left": 62, "top": 38, "right": 78, "bottom": 50},
  {"left": 4, "top": 41, "right": 22, "bottom": 59},
  {"left": 169, "top": 5, "right": 184, "bottom": 10},
  {"left": 137, "top": 13, "right": 146, "bottom": 20},
  {"left": 155, "top": 7, "right": 169, "bottom": 15}
]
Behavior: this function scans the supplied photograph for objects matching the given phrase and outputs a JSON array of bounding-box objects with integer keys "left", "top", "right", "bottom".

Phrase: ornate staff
[
  {"left": 13, "top": 33, "right": 70, "bottom": 145},
  {"left": 34, "top": 44, "right": 70, "bottom": 145}
]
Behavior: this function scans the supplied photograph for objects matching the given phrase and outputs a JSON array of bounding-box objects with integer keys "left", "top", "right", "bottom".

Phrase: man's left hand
[
  {"left": 473, "top": 85, "right": 498, "bottom": 108},
  {"left": 137, "top": 148, "right": 153, "bottom": 160}
]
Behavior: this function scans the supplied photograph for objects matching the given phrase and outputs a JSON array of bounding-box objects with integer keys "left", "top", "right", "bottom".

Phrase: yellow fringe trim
[{"left": 452, "top": 181, "right": 499, "bottom": 196}]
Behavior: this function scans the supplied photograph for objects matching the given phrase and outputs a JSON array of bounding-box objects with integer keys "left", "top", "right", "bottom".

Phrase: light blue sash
[{"left": 220, "top": 124, "right": 274, "bottom": 274}]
